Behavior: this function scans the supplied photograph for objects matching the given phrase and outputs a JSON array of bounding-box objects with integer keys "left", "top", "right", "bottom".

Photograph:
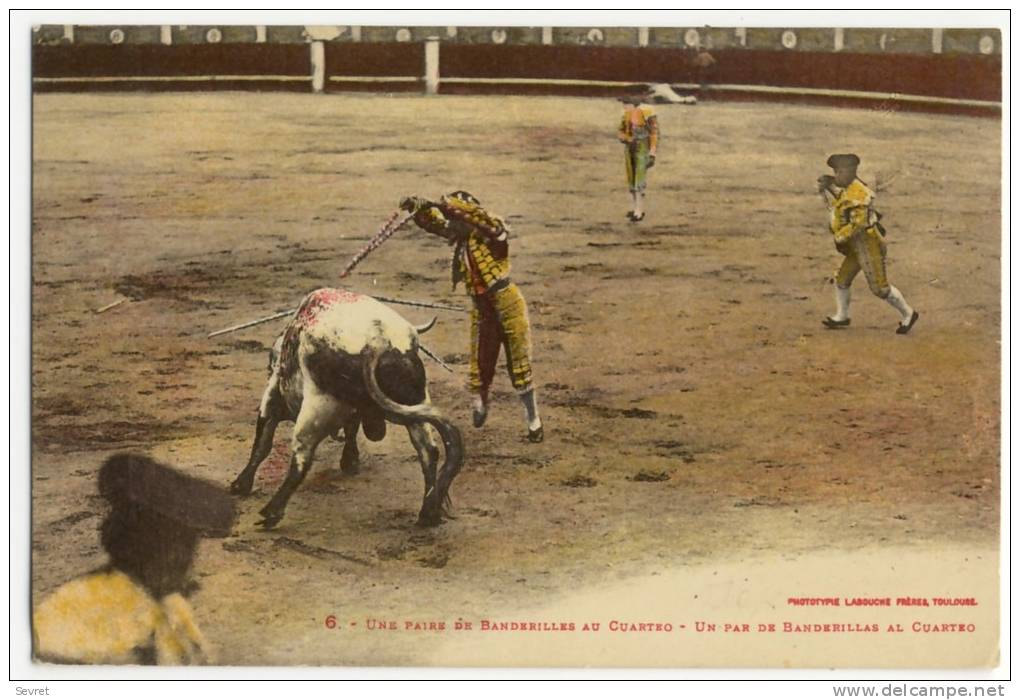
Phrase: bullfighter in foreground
[
  {"left": 400, "top": 191, "right": 544, "bottom": 443},
  {"left": 618, "top": 93, "right": 659, "bottom": 222},
  {"left": 33, "top": 454, "right": 235, "bottom": 665},
  {"left": 818, "top": 153, "right": 919, "bottom": 334}
]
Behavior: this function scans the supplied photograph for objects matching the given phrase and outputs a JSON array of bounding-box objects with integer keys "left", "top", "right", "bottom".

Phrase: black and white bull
[{"left": 229, "top": 288, "right": 463, "bottom": 529}]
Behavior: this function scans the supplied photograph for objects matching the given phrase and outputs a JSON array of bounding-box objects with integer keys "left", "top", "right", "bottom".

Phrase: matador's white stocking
[{"left": 885, "top": 285, "right": 914, "bottom": 323}]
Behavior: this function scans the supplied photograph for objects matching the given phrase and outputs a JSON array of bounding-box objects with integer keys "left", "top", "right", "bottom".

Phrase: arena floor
[{"left": 29, "top": 93, "right": 1002, "bottom": 667}]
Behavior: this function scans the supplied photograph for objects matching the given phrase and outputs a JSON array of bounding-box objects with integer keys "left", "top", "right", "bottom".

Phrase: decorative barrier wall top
[{"left": 31, "top": 25, "right": 1001, "bottom": 56}]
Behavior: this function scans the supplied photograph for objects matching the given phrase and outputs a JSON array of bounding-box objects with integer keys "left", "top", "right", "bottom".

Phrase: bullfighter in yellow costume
[
  {"left": 400, "top": 191, "right": 543, "bottom": 443},
  {"left": 618, "top": 94, "right": 659, "bottom": 222},
  {"left": 33, "top": 454, "right": 235, "bottom": 665},
  {"left": 819, "top": 153, "right": 919, "bottom": 334}
]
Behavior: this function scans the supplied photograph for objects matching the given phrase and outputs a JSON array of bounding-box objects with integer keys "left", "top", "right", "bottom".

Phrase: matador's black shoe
[
  {"left": 822, "top": 317, "right": 851, "bottom": 329},
  {"left": 527, "top": 424, "right": 544, "bottom": 444},
  {"left": 896, "top": 311, "right": 920, "bottom": 335},
  {"left": 626, "top": 210, "right": 635, "bottom": 221}
]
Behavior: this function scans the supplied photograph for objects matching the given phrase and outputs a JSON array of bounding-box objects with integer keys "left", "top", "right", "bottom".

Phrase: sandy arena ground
[{"left": 29, "top": 93, "right": 1001, "bottom": 667}]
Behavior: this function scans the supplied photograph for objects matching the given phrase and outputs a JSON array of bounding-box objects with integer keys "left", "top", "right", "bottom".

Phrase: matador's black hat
[
  {"left": 826, "top": 153, "right": 861, "bottom": 169},
  {"left": 98, "top": 453, "right": 235, "bottom": 537}
]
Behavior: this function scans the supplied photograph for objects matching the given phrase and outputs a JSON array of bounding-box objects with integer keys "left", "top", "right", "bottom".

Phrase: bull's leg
[
  {"left": 339, "top": 414, "right": 361, "bottom": 475},
  {"left": 418, "top": 421, "right": 464, "bottom": 528},
  {"left": 256, "top": 393, "right": 340, "bottom": 529},
  {"left": 230, "top": 379, "right": 285, "bottom": 496},
  {"left": 407, "top": 422, "right": 440, "bottom": 512},
  {"left": 421, "top": 459, "right": 463, "bottom": 527}
]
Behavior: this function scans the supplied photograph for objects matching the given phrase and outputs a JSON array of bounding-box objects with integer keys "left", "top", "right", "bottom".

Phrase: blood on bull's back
[
  {"left": 279, "top": 289, "right": 413, "bottom": 371},
  {"left": 281, "top": 288, "right": 425, "bottom": 409}
]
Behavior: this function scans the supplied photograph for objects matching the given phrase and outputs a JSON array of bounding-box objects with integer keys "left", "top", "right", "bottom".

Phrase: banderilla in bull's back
[
  {"left": 207, "top": 211, "right": 466, "bottom": 371},
  {"left": 206, "top": 295, "right": 466, "bottom": 339}
]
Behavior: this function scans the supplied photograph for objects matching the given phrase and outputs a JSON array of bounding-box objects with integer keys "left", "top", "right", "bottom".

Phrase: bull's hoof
[
  {"left": 340, "top": 454, "right": 360, "bottom": 475},
  {"left": 255, "top": 511, "right": 283, "bottom": 529},
  {"left": 416, "top": 509, "right": 443, "bottom": 528},
  {"left": 441, "top": 494, "right": 457, "bottom": 520},
  {"left": 229, "top": 477, "right": 254, "bottom": 496}
]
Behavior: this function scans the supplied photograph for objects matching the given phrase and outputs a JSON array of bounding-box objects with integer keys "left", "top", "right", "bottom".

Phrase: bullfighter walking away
[
  {"left": 400, "top": 191, "right": 544, "bottom": 443},
  {"left": 618, "top": 93, "right": 659, "bottom": 222},
  {"left": 33, "top": 454, "right": 235, "bottom": 665},
  {"left": 819, "top": 153, "right": 919, "bottom": 334}
]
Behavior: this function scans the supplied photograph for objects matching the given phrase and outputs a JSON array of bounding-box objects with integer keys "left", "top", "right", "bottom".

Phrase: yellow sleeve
[
  {"left": 832, "top": 182, "right": 874, "bottom": 243},
  {"left": 618, "top": 112, "right": 629, "bottom": 142},
  {"left": 412, "top": 206, "right": 450, "bottom": 236},
  {"left": 832, "top": 205, "right": 869, "bottom": 244},
  {"left": 647, "top": 115, "right": 659, "bottom": 154},
  {"left": 440, "top": 199, "right": 508, "bottom": 243}
]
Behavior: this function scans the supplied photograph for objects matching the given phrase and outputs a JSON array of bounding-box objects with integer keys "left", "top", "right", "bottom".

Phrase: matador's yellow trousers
[
  {"left": 835, "top": 227, "right": 890, "bottom": 298},
  {"left": 469, "top": 282, "right": 533, "bottom": 397}
]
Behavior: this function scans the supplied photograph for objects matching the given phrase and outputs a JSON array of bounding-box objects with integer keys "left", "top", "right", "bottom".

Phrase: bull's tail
[{"left": 362, "top": 341, "right": 464, "bottom": 520}]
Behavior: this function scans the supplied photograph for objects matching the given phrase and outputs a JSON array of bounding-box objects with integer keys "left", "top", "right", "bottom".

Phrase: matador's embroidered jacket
[
  {"left": 411, "top": 194, "right": 512, "bottom": 296},
  {"left": 618, "top": 104, "right": 659, "bottom": 154},
  {"left": 830, "top": 179, "right": 882, "bottom": 245}
]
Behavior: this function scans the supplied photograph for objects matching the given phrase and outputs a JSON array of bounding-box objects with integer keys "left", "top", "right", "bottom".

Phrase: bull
[{"left": 229, "top": 288, "right": 463, "bottom": 529}]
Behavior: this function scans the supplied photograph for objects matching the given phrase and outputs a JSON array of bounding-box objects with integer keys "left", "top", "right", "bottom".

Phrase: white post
[
  {"left": 310, "top": 41, "right": 325, "bottom": 93},
  {"left": 638, "top": 27, "right": 649, "bottom": 47},
  {"left": 834, "top": 28, "right": 844, "bottom": 52},
  {"left": 425, "top": 37, "right": 440, "bottom": 95},
  {"left": 62, "top": 25, "right": 74, "bottom": 43},
  {"left": 542, "top": 27, "right": 553, "bottom": 45},
  {"left": 160, "top": 25, "right": 172, "bottom": 45},
  {"left": 351, "top": 26, "right": 362, "bottom": 42},
  {"left": 255, "top": 26, "right": 267, "bottom": 43},
  {"left": 734, "top": 27, "right": 747, "bottom": 47},
  {"left": 932, "top": 28, "right": 943, "bottom": 54}
]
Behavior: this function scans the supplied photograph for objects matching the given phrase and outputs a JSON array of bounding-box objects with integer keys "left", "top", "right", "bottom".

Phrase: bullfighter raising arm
[{"left": 400, "top": 191, "right": 543, "bottom": 443}]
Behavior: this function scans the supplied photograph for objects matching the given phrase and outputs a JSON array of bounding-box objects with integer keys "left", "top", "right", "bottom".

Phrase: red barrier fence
[
  {"left": 33, "top": 44, "right": 310, "bottom": 92},
  {"left": 322, "top": 42, "right": 423, "bottom": 93},
  {"left": 438, "top": 44, "right": 999, "bottom": 101},
  {"left": 31, "top": 40, "right": 1001, "bottom": 115}
]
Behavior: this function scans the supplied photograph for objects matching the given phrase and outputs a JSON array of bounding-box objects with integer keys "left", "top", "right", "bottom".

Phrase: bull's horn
[{"left": 415, "top": 317, "right": 438, "bottom": 335}]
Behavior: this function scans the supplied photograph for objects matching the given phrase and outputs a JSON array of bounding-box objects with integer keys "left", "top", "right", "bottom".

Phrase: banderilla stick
[
  {"left": 371, "top": 295, "right": 466, "bottom": 313},
  {"left": 207, "top": 309, "right": 296, "bottom": 338},
  {"left": 418, "top": 343, "right": 453, "bottom": 373},
  {"left": 207, "top": 295, "right": 466, "bottom": 338},
  {"left": 94, "top": 298, "right": 128, "bottom": 314},
  {"left": 207, "top": 308, "right": 450, "bottom": 373},
  {"left": 338, "top": 210, "right": 413, "bottom": 279}
]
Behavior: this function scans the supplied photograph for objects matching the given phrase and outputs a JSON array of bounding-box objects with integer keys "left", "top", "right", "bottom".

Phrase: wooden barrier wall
[{"left": 31, "top": 39, "right": 1001, "bottom": 115}]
